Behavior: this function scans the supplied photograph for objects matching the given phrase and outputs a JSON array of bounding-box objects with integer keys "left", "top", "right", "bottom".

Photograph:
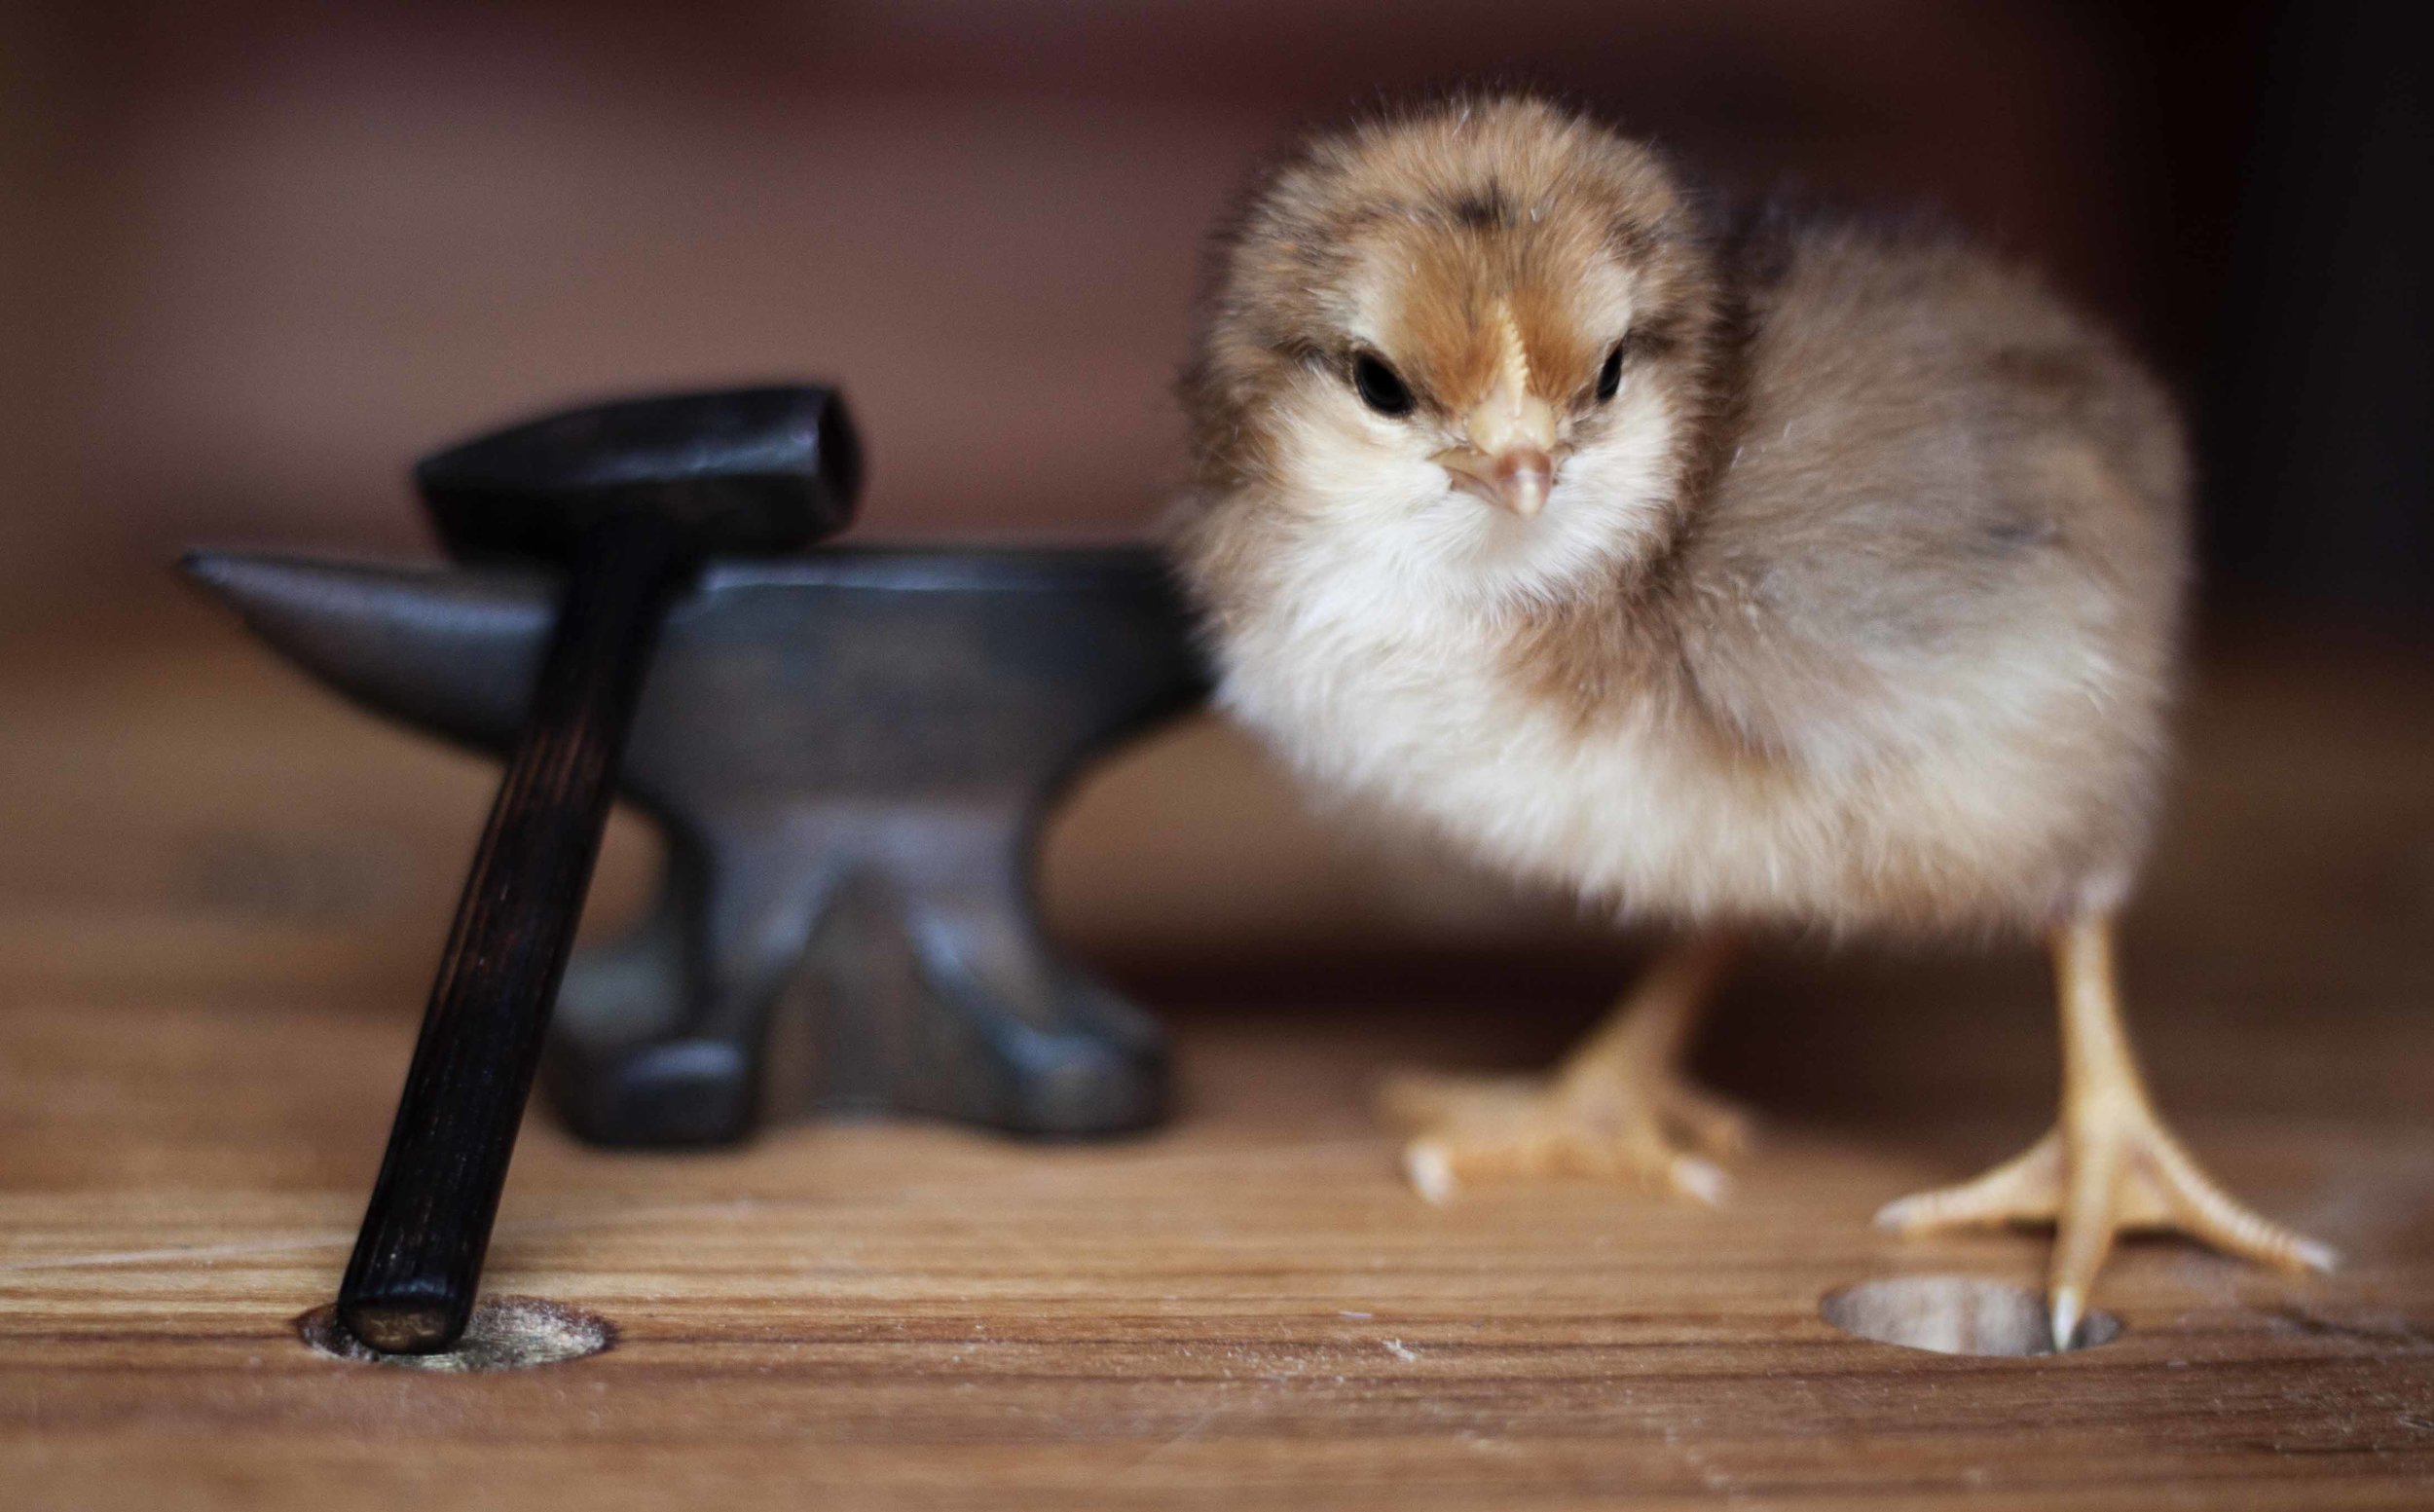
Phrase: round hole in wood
[
  {"left": 295, "top": 1296, "right": 614, "bottom": 1372},
  {"left": 1822, "top": 1275, "right": 2121, "bottom": 1356}
]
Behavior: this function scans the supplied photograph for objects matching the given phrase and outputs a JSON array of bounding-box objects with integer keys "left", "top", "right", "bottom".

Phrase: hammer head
[{"left": 416, "top": 385, "right": 863, "bottom": 565}]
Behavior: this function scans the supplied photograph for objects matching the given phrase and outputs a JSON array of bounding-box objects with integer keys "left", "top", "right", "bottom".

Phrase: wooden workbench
[{"left": 3, "top": 605, "right": 2430, "bottom": 1509}]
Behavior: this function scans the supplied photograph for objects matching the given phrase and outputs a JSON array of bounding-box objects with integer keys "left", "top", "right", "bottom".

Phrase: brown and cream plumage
[{"left": 1168, "top": 93, "right": 2329, "bottom": 1346}]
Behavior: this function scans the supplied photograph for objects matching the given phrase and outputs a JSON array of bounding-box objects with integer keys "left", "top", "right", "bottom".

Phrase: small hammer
[{"left": 338, "top": 386, "right": 862, "bottom": 1353}]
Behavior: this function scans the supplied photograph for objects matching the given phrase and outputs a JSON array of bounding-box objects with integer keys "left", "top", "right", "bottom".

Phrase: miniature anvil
[{"left": 187, "top": 547, "right": 1207, "bottom": 1148}]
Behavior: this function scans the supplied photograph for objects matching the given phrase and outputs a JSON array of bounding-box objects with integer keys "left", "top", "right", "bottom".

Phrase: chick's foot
[
  {"left": 1874, "top": 1106, "right": 2335, "bottom": 1345},
  {"left": 1379, "top": 936, "right": 1745, "bottom": 1204},
  {"left": 1875, "top": 914, "right": 2335, "bottom": 1349},
  {"left": 1379, "top": 1064, "right": 1748, "bottom": 1205}
]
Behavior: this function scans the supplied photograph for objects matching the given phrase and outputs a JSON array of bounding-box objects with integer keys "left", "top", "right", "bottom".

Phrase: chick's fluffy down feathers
[{"left": 1170, "top": 96, "right": 2190, "bottom": 938}]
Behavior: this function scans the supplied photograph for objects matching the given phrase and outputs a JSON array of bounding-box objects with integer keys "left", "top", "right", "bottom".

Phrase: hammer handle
[{"left": 339, "top": 514, "right": 686, "bottom": 1352}]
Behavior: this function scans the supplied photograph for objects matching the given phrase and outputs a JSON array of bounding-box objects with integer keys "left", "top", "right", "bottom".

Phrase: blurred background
[
  {"left": 5, "top": 0, "right": 2429, "bottom": 627},
  {"left": 0, "top": 1, "right": 2427, "bottom": 1002}
]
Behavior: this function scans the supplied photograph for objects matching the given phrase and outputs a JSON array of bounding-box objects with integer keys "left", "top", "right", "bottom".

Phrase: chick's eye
[
  {"left": 1352, "top": 352, "right": 1415, "bottom": 418},
  {"left": 1594, "top": 341, "right": 1627, "bottom": 402}
]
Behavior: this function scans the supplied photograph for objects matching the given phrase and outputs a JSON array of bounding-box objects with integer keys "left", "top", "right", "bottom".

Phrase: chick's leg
[
  {"left": 1876, "top": 915, "right": 2335, "bottom": 1347},
  {"left": 1380, "top": 936, "right": 1745, "bottom": 1205}
]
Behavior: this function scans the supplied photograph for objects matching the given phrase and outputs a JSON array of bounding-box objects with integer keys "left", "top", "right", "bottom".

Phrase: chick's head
[{"left": 1182, "top": 96, "right": 1726, "bottom": 614}]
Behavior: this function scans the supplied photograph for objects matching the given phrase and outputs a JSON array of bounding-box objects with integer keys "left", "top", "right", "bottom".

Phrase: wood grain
[{"left": 2, "top": 606, "right": 2431, "bottom": 1509}]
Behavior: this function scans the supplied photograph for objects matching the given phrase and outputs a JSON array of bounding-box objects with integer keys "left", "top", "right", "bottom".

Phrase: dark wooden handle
[{"left": 338, "top": 514, "right": 687, "bottom": 1353}]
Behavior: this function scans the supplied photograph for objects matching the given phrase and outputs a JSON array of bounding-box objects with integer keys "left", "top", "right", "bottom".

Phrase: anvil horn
[{"left": 182, "top": 551, "right": 552, "bottom": 755}]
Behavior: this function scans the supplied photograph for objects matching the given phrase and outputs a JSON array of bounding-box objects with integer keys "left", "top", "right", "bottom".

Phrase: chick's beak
[
  {"left": 1434, "top": 387, "right": 1561, "bottom": 519},
  {"left": 1434, "top": 438, "right": 1557, "bottom": 519}
]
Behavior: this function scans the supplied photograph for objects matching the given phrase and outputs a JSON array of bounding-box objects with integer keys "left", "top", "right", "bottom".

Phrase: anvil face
[{"left": 187, "top": 546, "right": 1210, "bottom": 1147}]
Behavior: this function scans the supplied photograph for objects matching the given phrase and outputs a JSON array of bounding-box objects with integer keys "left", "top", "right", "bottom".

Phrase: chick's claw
[{"left": 1381, "top": 1068, "right": 1742, "bottom": 1206}]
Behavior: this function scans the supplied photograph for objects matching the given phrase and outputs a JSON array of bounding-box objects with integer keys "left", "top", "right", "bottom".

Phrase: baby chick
[{"left": 1169, "top": 93, "right": 2332, "bottom": 1346}]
